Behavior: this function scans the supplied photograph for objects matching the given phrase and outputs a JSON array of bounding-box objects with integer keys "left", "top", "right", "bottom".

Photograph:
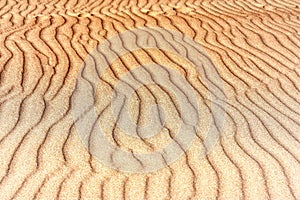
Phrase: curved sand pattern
[{"left": 0, "top": 0, "right": 299, "bottom": 199}]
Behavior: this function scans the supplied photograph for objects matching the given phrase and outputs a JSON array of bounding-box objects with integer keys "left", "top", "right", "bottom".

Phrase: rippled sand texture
[{"left": 0, "top": 0, "right": 299, "bottom": 199}]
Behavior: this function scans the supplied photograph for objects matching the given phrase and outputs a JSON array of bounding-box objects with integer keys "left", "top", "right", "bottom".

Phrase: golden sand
[{"left": 0, "top": 0, "right": 299, "bottom": 199}]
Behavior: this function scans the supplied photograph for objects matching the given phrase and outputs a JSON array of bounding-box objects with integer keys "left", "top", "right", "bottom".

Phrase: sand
[{"left": 0, "top": 0, "right": 299, "bottom": 199}]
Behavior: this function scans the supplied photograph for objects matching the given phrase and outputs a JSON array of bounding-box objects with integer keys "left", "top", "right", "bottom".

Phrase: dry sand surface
[{"left": 0, "top": 0, "right": 299, "bottom": 199}]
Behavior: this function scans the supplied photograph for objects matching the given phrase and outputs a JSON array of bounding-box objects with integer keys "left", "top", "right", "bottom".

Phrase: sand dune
[{"left": 0, "top": 0, "right": 299, "bottom": 199}]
